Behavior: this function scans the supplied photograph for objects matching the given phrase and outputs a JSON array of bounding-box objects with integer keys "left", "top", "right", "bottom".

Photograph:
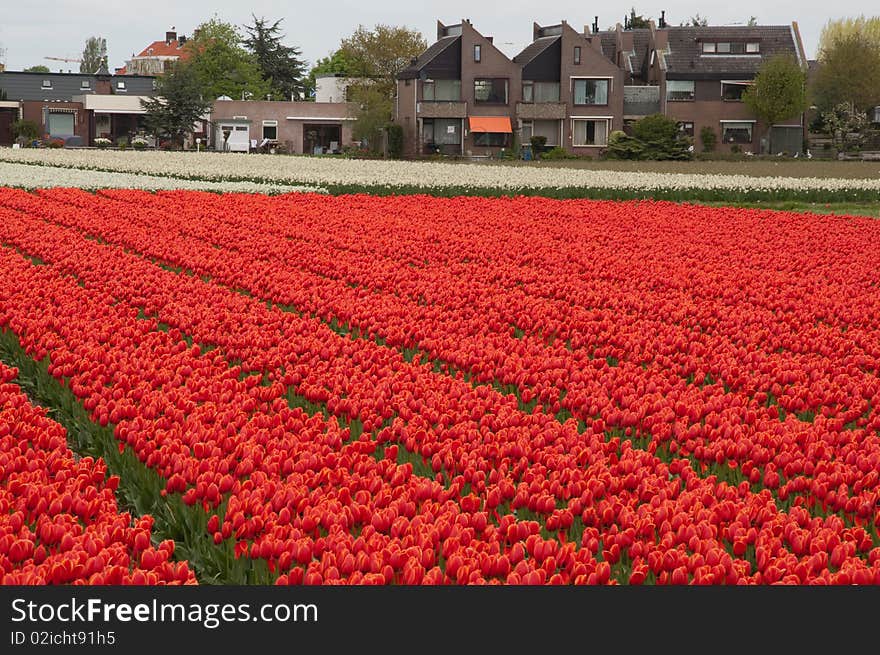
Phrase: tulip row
[
  {"left": 0, "top": 161, "right": 321, "bottom": 195},
  {"left": 13, "top": 188, "right": 877, "bottom": 535},
  {"left": 0, "top": 360, "right": 196, "bottom": 584},
  {"left": 1, "top": 188, "right": 878, "bottom": 583},
  {"left": 3, "top": 149, "right": 880, "bottom": 202}
]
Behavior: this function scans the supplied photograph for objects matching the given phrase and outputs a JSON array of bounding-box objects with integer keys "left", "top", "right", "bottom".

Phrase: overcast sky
[{"left": 1, "top": 1, "right": 875, "bottom": 73}]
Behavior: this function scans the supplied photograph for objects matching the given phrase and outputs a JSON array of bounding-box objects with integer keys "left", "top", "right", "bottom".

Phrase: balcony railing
[
  {"left": 515, "top": 102, "right": 567, "bottom": 120},
  {"left": 416, "top": 101, "right": 467, "bottom": 118},
  {"left": 624, "top": 85, "right": 660, "bottom": 117}
]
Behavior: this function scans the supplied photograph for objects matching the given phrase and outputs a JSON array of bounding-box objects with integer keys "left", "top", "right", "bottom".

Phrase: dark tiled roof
[
  {"left": 598, "top": 32, "right": 617, "bottom": 62},
  {"left": 397, "top": 36, "right": 460, "bottom": 79},
  {"left": 663, "top": 25, "right": 800, "bottom": 78},
  {"left": 627, "top": 30, "right": 651, "bottom": 75},
  {"left": 513, "top": 36, "right": 559, "bottom": 64}
]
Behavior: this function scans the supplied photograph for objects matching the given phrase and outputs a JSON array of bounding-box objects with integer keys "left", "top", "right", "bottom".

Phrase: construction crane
[{"left": 45, "top": 56, "right": 83, "bottom": 64}]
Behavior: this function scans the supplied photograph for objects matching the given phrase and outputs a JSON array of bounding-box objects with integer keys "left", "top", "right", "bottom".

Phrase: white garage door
[{"left": 218, "top": 124, "right": 250, "bottom": 152}]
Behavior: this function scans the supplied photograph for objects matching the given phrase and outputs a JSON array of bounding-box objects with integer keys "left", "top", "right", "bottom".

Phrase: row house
[
  {"left": 0, "top": 68, "right": 155, "bottom": 146},
  {"left": 395, "top": 18, "right": 807, "bottom": 157}
]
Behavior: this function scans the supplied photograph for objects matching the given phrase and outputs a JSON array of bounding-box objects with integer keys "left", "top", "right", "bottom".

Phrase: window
[
  {"left": 701, "top": 42, "right": 716, "bottom": 53},
  {"left": 423, "top": 79, "right": 461, "bottom": 101},
  {"left": 531, "top": 119, "right": 559, "bottom": 146},
  {"left": 474, "top": 132, "right": 508, "bottom": 147},
  {"left": 721, "top": 81, "right": 751, "bottom": 101},
  {"left": 666, "top": 80, "right": 694, "bottom": 101},
  {"left": 721, "top": 121, "right": 753, "bottom": 143},
  {"left": 262, "top": 120, "right": 278, "bottom": 140},
  {"left": 746, "top": 42, "right": 760, "bottom": 53},
  {"left": 572, "top": 79, "right": 609, "bottom": 105},
  {"left": 41, "top": 79, "right": 52, "bottom": 89},
  {"left": 234, "top": 126, "right": 248, "bottom": 131},
  {"left": 474, "top": 78, "right": 508, "bottom": 104},
  {"left": 574, "top": 47, "right": 581, "bottom": 65},
  {"left": 572, "top": 119, "right": 608, "bottom": 146},
  {"left": 474, "top": 44, "right": 481, "bottom": 62},
  {"left": 677, "top": 121, "right": 694, "bottom": 137},
  {"left": 80, "top": 80, "right": 91, "bottom": 89},
  {"left": 116, "top": 80, "right": 126, "bottom": 90},
  {"left": 423, "top": 118, "right": 461, "bottom": 146},
  {"left": 716, "top": 42, "right": 731, "bottom": 53},
  {"left": 522, "top": 81, "right": 560, "bottom": 103}
]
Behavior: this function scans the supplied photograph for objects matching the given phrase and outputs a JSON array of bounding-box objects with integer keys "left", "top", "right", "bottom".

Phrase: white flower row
[
  {"left": 2, "top": 148, "right": 880, "bottom": 193},
  {"left": 0, "top": 161, "right": 324, "bottom": 194}
]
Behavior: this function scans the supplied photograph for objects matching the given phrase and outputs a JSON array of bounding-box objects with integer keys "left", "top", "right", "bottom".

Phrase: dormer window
[
  {"left": 81, "top": 80, "right": 91, "bottom": 89},
  {"left": 116, "top": 80, "right": 126, "bottom": 91},
  {"left": 702, "top": 41, "right": 760, "bottom": 55},
  {"left": 41, "top": 79, "right": 52, "bottom": 89}
]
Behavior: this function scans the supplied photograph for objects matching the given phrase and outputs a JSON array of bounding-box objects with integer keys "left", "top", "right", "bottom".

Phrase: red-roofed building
[{"left": 123, "top": 28, "right": 190, "bottom": 76}]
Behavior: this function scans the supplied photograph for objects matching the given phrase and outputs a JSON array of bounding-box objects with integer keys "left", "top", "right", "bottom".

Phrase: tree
[
  {"left": 818, "top": 16, "right": 880, "bottom": 59},
  {"left": 606, "top": 114, "right": 691, "bottom": 160},
  {"left": 747, "top": 16, "right": 758, "bottom": 27},
  {"left": 686, "top": 14, "right": 709, "bottom": 27},
  {"left": 743, "top": 55, "right": 807, "bottom": 153},
  {"left": 243, "top": 15, "right": 308, "bottom": 100},
  {"left": 821, "top": 102, "right": 869, "bottom": 152},
  {"left": 811, "top": 32, "right": 880, "bottom": 113},
  {"left": 23, "top": 65, "right": 50, "bottom": 73},
  {"left": 80, "top": 36, "right": 107, "bottom": 73},
  {"left": 186, "top": 18, "right": 271, "bottom": 101},
  {"left": 336, "top": 24, "right": 426, "bottom": 151},
  {"left": 141, "top": 62, "right": 212, "bottom": 147}
]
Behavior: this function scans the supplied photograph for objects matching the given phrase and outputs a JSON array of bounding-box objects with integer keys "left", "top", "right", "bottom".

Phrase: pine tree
[{"left": 243, "top": 15, "right": 308, "bottom": 100}]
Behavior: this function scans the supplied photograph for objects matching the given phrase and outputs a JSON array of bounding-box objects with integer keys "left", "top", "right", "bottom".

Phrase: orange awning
[{"left": 468, "top": 116, "right": 512, "bottom": 133}]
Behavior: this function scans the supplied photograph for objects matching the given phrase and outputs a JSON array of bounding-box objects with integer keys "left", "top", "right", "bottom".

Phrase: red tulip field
[{"left": 1, "top": 187, "right": 879, "bottom": 585}]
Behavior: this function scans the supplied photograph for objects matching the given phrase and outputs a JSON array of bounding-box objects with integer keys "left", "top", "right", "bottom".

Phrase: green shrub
[
  {"left": 605, "top": 130, "right": 646, "bottom": 159},
  {"left": 12, "top": 119, "right": 40, "bottom": 142},
  {"left": 386, "top": 123, "right": 404, "bottom": 159},
  {"left": 529, "top": 135, "right": 547, "bottom": 157},
  {"left": 700, "top": 126, "right": 717, "bottom": 152}
]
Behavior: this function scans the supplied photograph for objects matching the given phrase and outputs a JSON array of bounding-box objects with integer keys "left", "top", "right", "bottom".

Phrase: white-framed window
[
  {"left": 80, "top": 80, "right": 91, "bottom": 89},
  {"left": 746, "top": 42, "right": 760, "bottom": 53},
  {"left": 423, "top": 79, "right": 461, "bottom": 101},
  {"left": 721, "top": 121, "right": 754, "bottom": 143},
  {"left": 41, "top": 79, "right": 52, "bottom": 89},
  {"left": 474, "top": 78, "right": 508, "bottom": 104},
  {"left": 677, "top": 121, "right": 694, "bottom": 137},
  {"left": 522, "top": 81, "right": 560, "bottom": 103},
  {"left": 716, "top": 42, "right": 731, "bottom": 53},
  {"left": 666, "top": 80, "right": 695, "bottom": 101},
  {"left": 262, "top": 120, "right": 278, "bottom": 140},
  {"left": 701, "top": 42, "right": 716, "bottom": 53},
  {"left": 571, "top": 118, "right": 609, "bottom": 146},
  {"left": 572, "top": 78, "right": 609, "bottom": 105},
  {"left": 116, "top": 80, "right": 126, "bottom": 91},
  {"left": 474, "top": 44, "right": 481, "bottom": 62}
]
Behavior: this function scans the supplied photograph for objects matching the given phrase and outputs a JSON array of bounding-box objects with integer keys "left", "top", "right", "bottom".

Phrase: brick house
[
  {"left": 0, "top": 69, "right": 155, "bottom": 146},
  {"left": 119, "top": 29, "right": 190, "bottom": 76},
  {"left": 395, "top": 17, "right": 808, "bottom": 157},
  {"left": 210, "top": 100, "right": 357, "bottom": 154}
]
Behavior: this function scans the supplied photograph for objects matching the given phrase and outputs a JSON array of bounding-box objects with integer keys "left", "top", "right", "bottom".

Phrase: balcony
[
  {"left": 516, "top": 102, "right": 567, "bottom": 120},
  {"left": 416, "top": 101, "right": 467, "bottom": 118}
]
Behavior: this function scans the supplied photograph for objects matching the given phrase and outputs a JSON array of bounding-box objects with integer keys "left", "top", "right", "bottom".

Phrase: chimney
[
  {"left": 178, "top": 35, "right": 187, "bottom": 46},
  {"left": 593, "top": 16, "right": 599, "bottom": 33},
  {"left": 659, "top": 11, "right": 666, "bottom": 28},
  {"left": 486, "top": 36, "right": 493, "bottom": 44},
  {"left": 166, "top": 28, "right": 176, "bottom": 45}
]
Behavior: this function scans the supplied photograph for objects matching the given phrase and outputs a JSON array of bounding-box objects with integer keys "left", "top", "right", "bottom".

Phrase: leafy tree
[
  {"left": 747, "top": 16, "right": 758, "bottom": 27},
  {"left": 812, "top": 32, "right": 880, "bottom": 113},
  {"left": 186, "top": 18, "right": 270, "bottom": 101},
  {"left": 80, "top": 36, "right": 107, "bottom": 73},
  {"left": 818, "top": 16, "right": 880, "bottom": 59},
  {"left": 24, "top": 65, "right": 50, "bottom": 73},
  {"left": 686, "top": 14, "right": 709, "bottom": 27},
  {"left": 12, "top": 119, "right": 40, "bottom": 141},
  {"left": 822, "top": 102, "right": 869, "bottom": 151},
  {"left": 243, "top": 15, "right": 308, "bottom": 100},
  {"left": 337, "top": 24, "right": 426, "bottom": 152},
  {"left": 306, "top": 49, "right": 356, "bottom": 99},
  {"left": 607, "top": 115, "right": 691, "bottom": 159},
  {"left": 743, "top": 55, "right": 807, "bottom": 152},
  {"left": 141, "top": 62, "right": 212, "bottom": 148}
]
